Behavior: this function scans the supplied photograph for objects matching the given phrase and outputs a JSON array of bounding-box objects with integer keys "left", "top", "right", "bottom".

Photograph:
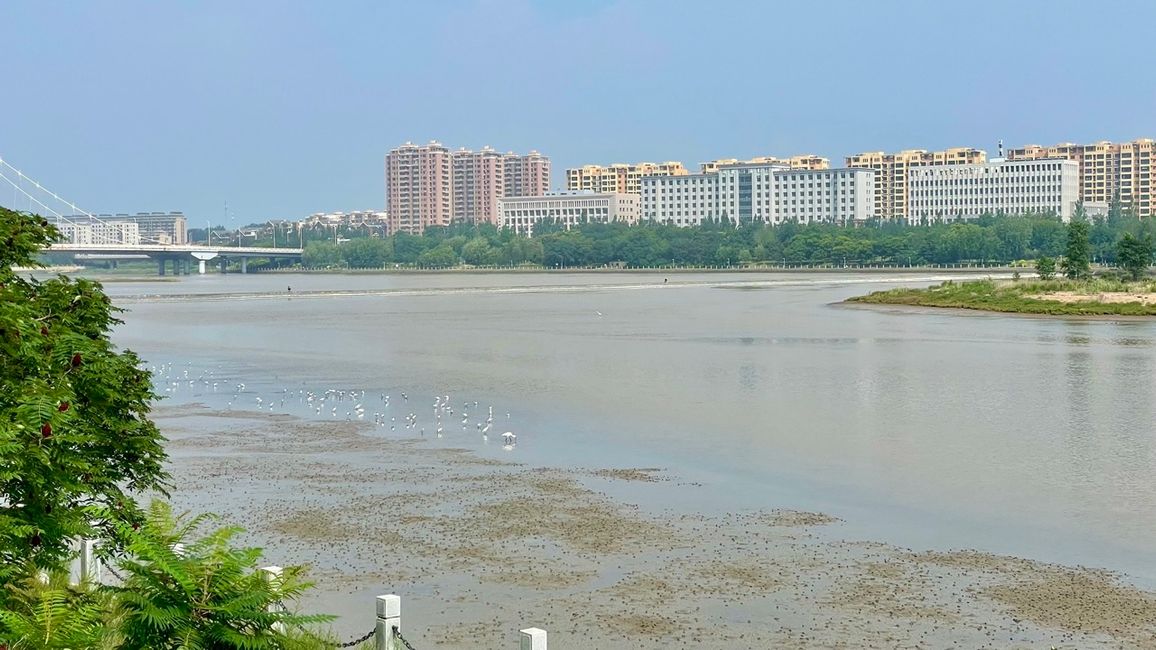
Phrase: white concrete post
[
  {"left": 375, "top": 594, "right": 400, "bottom": 650},
  {"left": 261, "top": 566, "right": 285, "bottom": 633},
  {"left": 198, "top": 259, "right": 207, "bottom": 274},
  {"left": 520, "top": 627, "right": 547, "bottom": 650},
  {"left": 79, "top": 538, "right": 99, "bottom": 584},
  {"left": 241, "top": 257, "right": 248, "bottom": 273}
]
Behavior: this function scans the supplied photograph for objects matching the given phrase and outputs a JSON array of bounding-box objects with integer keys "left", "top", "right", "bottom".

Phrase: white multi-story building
[
  {"left": 641, "top": 164, "right": 875, "bottom": 226},
  {"left": 56, "top": 220, "right": 141, "bottom": 245},
  {"left": 498, "top": 192, "right": 639, "bottom": 237},
  {"left": 907, "top": 158, "right": 1079, "bottom": 224}
]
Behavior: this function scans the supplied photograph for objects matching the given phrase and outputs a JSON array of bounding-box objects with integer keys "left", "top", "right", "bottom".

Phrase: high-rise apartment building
[
  {"left": 387, "top": 141, "right": 550, "bottom": 233},
  {"left": 846, "top": 147, "right": 986, "bottom": 220},
  {"left": 1009, "top": 139, "right": 1155, "bottom": 217},
  {"left": 700, "top": 155, "right": 829, "bottom": 174},
  {"left": 452, "top": 147, "right": 504, "bottom": 226},
  {"left": 504, "top": 150, "right": 551, "bottom": 198},
  {"left": 565, "top": 162, "right": 689, "bottom": 195},
  {"left": 386, "top": 141, "right": 453, "bottom": 234},
  {"left": 907, "top": 159, "right": 1079, "bottom": 224}
]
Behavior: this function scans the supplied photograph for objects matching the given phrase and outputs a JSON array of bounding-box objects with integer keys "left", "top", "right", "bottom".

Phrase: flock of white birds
[{"left": 148, "top": 361, "right": 519, "bottom": 450}]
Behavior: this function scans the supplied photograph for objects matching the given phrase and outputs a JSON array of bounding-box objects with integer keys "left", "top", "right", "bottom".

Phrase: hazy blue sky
[{"left": 2, "top": 0, "right": 1154, "bottom": 225}]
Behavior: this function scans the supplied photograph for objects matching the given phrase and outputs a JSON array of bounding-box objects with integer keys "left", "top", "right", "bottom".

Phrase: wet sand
[{"left": 155, "top": 404, "right": 1156, "bottom": 649}]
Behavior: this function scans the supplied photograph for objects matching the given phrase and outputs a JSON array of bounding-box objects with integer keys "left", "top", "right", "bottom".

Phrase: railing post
[
  {"left": 79, "top": 538, "right": 99, "bottom": 584},
  {"left": 376, "top": 594, "right": 400, "bottom": 650},
  {"left": 520, "top": 627, "right": 547, "bottom": 650},
  {"left": 261, "top": 566, "right": 285, "bottom": 633}
]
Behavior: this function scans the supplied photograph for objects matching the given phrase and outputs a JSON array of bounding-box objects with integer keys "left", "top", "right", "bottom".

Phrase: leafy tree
[
  {"left": 340, "top": 238, "right": 391, "bottom": 268},
  {"left": 1061, "top": 219, "right": 1092, "bottom": 280},
  {"left": 0, "top": 208, "right": 169, "bottom": 581},
  {"left": 416, "top": 244, "right": 458, "bottom": 267},
  {"left": 301, "top": 242, "right": 342, "bottom": 268},
  {"left": 0, "top": 208, "right": 330, "bottom": 649},
  {"left": 0, "top": 573, "right": 111, "bottom": 649},
  {"left": 1116, "top": 233, "right": 1153, "bottom": 281},
  {"left": 1108, "top": 191, "right": 1124, "bottom": 222},
  {"left": 110, "top": 502, "right": 328, "bottom": 650},
  {"left": 1035, "top": 256, "right": 1056, "bottom": 280},
  {"left": 460, "top": 236, "right": 494, "bottom": 266}
]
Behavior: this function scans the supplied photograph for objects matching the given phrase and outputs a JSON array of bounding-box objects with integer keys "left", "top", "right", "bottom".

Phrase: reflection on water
[{"left": 110, "top": 272, "right": 1156, "bottom": 583}]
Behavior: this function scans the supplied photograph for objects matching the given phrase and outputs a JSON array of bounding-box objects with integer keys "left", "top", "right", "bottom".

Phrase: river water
[{"left": 106, "top": 271, "right": 1156, "bottom": 587}]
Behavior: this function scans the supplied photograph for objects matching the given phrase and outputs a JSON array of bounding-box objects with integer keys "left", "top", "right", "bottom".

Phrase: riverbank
[
  {"left": 156, "top": 403, "right": 1156, "bottom": 649},
  {"left": 847, "top": 278, "right": 1156, "bottom": 316}
]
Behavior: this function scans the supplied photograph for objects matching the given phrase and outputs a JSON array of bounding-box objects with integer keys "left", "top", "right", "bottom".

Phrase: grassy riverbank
[{"left": 848, "top": 278, "right": 1156, "bottom": 316}]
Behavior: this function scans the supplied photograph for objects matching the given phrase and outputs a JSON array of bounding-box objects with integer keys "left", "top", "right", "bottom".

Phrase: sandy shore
[
  {"left": 154, "top": 404, "right": 1156, "bottom": 649},
  {"left": 1027, "top": 290, "right": 1156, "bottom": 305}
]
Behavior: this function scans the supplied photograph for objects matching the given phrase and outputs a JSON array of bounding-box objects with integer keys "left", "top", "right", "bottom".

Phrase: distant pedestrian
[
  {"left": 664, "top": 278, "right": 668, "bottom": 283},
  {"left": 287, "top": 286, "right": 292, "bottom": 292}
]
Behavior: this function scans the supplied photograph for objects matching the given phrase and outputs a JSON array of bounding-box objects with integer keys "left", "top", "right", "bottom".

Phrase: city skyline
[{"left": 2, "top": 0, "right": 1155, "bottom": 224}]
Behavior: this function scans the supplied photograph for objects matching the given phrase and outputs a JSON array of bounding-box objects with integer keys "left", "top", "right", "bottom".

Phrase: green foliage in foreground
[
  {"left": 1, "top": 207, "right": 336, "bottom": 649},
  {"left": 110, "top": 502, "right": 332, "bottom": 650},
  {"left": 849, "top": 278, "right": 1156, "bottom": 316},
  {"left": 0, "top": 207, "right": 169, "bottom": 578}
]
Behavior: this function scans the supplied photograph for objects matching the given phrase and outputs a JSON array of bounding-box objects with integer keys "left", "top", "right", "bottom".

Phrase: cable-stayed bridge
[{"left": 0, "top": 156, "right": 301, "bottom": 274}]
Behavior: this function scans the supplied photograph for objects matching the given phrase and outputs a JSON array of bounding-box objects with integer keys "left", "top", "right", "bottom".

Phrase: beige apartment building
[
  {"left": 700, "top": 155, "right": 829, "bottom": 174},
  {"left": 845, "top": 147, "right": 986, "bottom": 220},
  {"left": 565, "top": 161, "right": 688, "bottom": 195},
  {"left": 387, "top": 141, "right": 551, "bottom": 233},
  {"left": 1009, "top": 139, "right": 1155, "bottom": 217}
]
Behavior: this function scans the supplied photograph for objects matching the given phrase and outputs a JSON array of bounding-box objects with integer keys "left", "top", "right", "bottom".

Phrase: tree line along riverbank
[
  {"left": 849, "top": 213, "right": 1156, "bottom": 316},
  {"left": 206, "top": 212, "right": 1156, "bottom": 271}
]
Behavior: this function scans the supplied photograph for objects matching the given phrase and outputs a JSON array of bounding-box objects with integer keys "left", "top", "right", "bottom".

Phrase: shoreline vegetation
[
  {"left": 848, "top": 278, "right": 1156, "bottom": 316},
  {"left": 55, "top": 211, "right": 1156, "bottom": 273}
]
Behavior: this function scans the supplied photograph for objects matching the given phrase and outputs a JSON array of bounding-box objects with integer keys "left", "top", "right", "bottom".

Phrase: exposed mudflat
[{"left": 154, "top": 405, "right": 1156, "bottom": 649}]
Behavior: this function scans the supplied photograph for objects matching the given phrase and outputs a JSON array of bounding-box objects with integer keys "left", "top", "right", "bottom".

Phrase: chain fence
[{"left": 394, "top": 626, "right": 418, "bottom": 650}]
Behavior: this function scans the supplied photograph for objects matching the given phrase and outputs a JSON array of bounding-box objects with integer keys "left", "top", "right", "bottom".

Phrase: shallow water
[{"left": 108, "top": 271, "right": 1156, "bottom": 586}]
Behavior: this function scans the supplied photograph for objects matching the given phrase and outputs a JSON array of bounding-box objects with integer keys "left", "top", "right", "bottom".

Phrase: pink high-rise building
[
  {"left": 504, "top": 150, "right": 551, "bottom": 199},
  {"left": 387, "top": 141, "right": 551, "bottom": 232},
  {"left": 452, "top": 147, "right": 505, "bottom": 225},
  {"left": 386, "top": 141, "right": 452, "bottom": 234}
]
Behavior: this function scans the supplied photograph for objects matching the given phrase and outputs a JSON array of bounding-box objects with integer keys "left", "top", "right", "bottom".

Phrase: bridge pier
[
  {"left": 198, "top": 259, "right": 207, "bottom": 275},
  {"left": 157, "top": 258, "right": 167, "bottom": 276},
  {"left": 241, "top": 257, "right": 248, "bottom": 274}
]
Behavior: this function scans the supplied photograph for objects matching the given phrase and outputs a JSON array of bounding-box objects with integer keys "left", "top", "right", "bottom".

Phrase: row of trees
[
  {"left": 1037, "top": 218, "right": 1154, "bottom": 280},
  {"left": 1, "top": 208, "right": 330, "bottom": 648},
  {"left": 296, "top": 212, "right": 1156, "bottom": 269}
]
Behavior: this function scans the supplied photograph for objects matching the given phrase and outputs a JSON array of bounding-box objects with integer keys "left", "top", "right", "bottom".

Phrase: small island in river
[{"left": 848, "top": 278, "right": 1156, "bottom": 316}]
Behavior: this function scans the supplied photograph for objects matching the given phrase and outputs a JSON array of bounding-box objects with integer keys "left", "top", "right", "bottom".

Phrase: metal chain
[
  {"left": 275, "top": 599, "right": 377, "bottom": 649},
  {"left": 102, "top": 562, "right": 125, "bottom": 581},
  {"left": 334, "top": 627, "right": 377, "bottom": 648},
  {"left": 394, "top": 626, "right": 418, "bottom": 650}
]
